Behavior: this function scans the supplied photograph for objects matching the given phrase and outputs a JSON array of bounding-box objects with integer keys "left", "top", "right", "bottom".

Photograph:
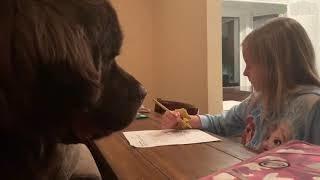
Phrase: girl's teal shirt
[{"left": 200, "top": 85, "right": 320, "bottom": 152}]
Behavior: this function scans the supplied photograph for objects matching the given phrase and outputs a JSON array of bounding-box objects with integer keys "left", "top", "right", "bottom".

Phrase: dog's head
[{"left": 0, "top": 0, "right": 146, "bottom": 143}]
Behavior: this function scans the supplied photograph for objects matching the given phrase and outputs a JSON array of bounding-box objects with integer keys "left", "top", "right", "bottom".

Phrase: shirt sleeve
[
  {"left": 199, "top": 97, "right": 251, "bottom": 136},
  {"left": 304, "top": 100, "right": 320, "bottom": 145}
]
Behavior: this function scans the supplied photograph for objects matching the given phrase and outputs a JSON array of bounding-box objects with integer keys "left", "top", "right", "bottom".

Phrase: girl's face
[{"left": 242, "top": 48, "right": 265, "bottom": 91}]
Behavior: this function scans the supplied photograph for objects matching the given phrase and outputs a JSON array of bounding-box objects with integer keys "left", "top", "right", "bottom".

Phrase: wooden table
[{"left": 94, "top": 113, "right": 256, "bottom": 179}]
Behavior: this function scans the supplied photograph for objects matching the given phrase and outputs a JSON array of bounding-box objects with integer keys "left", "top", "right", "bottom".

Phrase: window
[{"left": 222, "top": 17, "right": 240, "bottom": 87}]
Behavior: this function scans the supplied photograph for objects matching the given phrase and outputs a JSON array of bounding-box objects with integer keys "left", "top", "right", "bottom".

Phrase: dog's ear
[
  {"left": 1, "top": 0, "right": 146, "bottom": 142},
  {"left": 14, "top": 0, "right": 102, "bottom": 110},
  {"left": 0, "top": 0, "right": 109, "bottom": 137},
  {"left": 0, "top": 0, "right": 17, "bottom": 131}
]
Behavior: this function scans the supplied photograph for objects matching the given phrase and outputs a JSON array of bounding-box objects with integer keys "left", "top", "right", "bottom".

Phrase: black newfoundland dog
[{"left": 0, "top": 0, "right": 146, "bottom": 179}]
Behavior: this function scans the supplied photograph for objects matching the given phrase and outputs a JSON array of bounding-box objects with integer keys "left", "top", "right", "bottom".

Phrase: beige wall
[
  {"left": 110, "top": 0, "right": 155, "bottom": 108},
  {"left": 152, "top": 0, "right": 207, "bottom": 113},
  {"left": 153, "top": 0, "right": 222, "bottom": 113},
  {"left": 207, "top": 0, "right": 223, "bottom": 114},
  {"left": 111, "top": 0, "right": 222, "bottom": 114}
]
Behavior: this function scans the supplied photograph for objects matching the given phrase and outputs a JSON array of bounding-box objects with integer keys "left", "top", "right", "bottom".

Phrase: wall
[
  {"left": 110, "top": 0, "right": 155, "bottom": 108},
  {"left": 111, "top": 0, "right": 222, "bottom": 114},
  {"left": 207, "top": 0, "right": 223, "bottom": 114},
  {"left": 224, "top": 0, "right": 288, "bottom": 4},
  {"left": 153, "top": 0, "right": 222, "bottom": 114}
]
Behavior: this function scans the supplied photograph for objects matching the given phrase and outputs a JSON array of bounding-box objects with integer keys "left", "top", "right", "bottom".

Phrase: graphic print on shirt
[
  {"left": 241, "top": 115, "right": 256, "bottom": 145},
  {"left": 260, "top": 121, "right": 293, "bottom": 152},
  {"left": 258, "top": 97, "right": 307, "bottom": 152}
]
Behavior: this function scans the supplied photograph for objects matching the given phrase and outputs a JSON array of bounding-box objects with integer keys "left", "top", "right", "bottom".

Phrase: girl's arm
[{"left": 196, "top": 96, "right": 252, "bottom": 136}]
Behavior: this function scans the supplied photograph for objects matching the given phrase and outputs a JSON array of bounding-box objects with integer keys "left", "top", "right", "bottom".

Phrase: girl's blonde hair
[{"left": 242, "top": 17, "right": 320, "bottom": 118}]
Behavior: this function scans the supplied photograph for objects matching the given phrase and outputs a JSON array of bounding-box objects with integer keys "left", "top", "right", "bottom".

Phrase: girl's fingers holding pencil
[
  {"left": 161, "top": 110, "right": 181, "bottom": 129},
  {"left": 166, "top": 110, "right": 180, "bottom": 119}
]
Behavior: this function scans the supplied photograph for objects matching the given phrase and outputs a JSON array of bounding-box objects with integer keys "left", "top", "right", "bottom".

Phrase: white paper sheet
[{"left": 123, "top": 129, "right": 220, "bottom": 148}]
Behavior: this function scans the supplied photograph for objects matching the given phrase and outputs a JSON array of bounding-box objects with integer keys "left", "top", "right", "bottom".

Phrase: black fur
[{"left": 0, "top": 0, "right": 146, "bottom": 179}]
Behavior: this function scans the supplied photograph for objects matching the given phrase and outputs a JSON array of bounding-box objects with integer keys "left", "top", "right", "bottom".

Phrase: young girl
[{"left": 161, "top": 17, "right": 320, "bottom": 152}]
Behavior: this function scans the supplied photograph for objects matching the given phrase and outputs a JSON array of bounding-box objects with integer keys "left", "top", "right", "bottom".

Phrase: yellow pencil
[{"left": 152, "top": 98, "right": 170, "bottom": 112}]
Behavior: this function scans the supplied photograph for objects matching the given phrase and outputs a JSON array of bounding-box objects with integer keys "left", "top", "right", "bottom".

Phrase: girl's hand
[{"left": 160, "top": 110, "right": 182, "bottom": 129}]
